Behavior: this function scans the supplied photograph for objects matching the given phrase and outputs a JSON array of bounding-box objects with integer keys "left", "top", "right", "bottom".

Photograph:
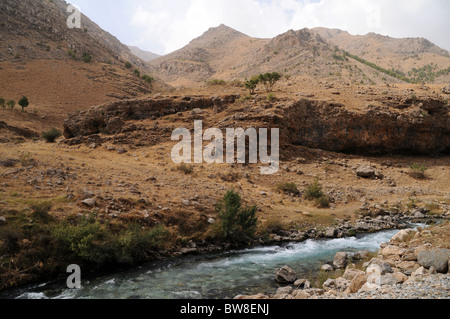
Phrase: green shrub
[
  {"left": 207, "top": 79, "right": 226, "bottom": 86},
  {"left": 67, "top": 49, "right": 77, "bottom": 60},
  {"left": 178, "top": 163, "right": 194, "bottom": 175},
  {"left": 142, "top": 75, "right": 154, "bottom": 84},
  {"left": 215, "top": 190, "right": 258, "bottom": 241},
  {"left": 42, "top": 127, "right": 62, "bottom": 143},
  {"left": 82, "top": 52, "right": 92, "bottom": 63},
  {"left": 125, "top": 61, "right": 132, "bottom": 69},
  {"left": 315, "top": 195, "right": 330, "bottom": 208},
  {"left": 0, "top": 98, "right": 5, "bottom": 110},
  {"left": 276, "top": 182, "right": 300, "bottom": 196},
  {"left": 134, "top": 69, "right": 141, "bottom": 77},
  {"left": 304, "top": 180, "right": 325, "bottom": 200},
  {"left": 267, "top": 93, "right": 276, "bottom": 102}
]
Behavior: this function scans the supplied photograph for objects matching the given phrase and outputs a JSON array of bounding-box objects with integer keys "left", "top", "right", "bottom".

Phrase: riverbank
[{"left": 236, "top": 221, "right": 450, "bottom": 299}]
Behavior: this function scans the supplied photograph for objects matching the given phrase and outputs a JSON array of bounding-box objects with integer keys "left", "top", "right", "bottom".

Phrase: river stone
[
  {"left": 276, "top": 286, "right": 293, "bottom": 295},
  {"left": 343, "top": 268, "right": 365, "bottom": 281},
  {"left": 369, "top": 258, "right": 394, "bottom": 275},
  {"left": 275, "top": 266, "right": 297, "bottom": 284},
  {"left": 325, "top": 228, "right": 338, "bottom": 238},
  {"left": 379, "top": 273, "right": 399, "bottom": 286},
  {"left": 346, "top": 273, "right": 368, "bottom": 294},
  {"left": 0, "top": 216, "right": 6, "bottom": 223},
  {"left": 389, "top": 229, "right": 416, "bottom": 243},
  {"left": 417, "top": 249, "right": 450, "bottom": 273},
  {"left": 333, "top": 252, "right": 349, "bottom": 269},
  {"left": 321, "top": 264, "right": 334, "bottom": 272}
]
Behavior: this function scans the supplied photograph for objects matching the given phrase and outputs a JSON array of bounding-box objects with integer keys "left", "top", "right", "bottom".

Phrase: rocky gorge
[{"left": 236, "top": 221, "right": 450, "bottom": 300}]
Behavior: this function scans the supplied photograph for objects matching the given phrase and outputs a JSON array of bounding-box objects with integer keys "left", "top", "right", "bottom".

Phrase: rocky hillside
[
  {"left": 0, "top": 0, "right": 151, "bottom": 71},
  {"left": 314, "top": 27, "right": 450, "bottom": 84}
]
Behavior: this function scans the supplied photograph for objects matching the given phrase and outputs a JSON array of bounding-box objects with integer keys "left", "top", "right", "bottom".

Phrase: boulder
[
  {"left": 333, "top": 252, "right": 349, "bottom": 269},
  {"left": 392, "top": 272, "right": 408, "bottom": 283},
  {"left": 294, "top": 279, "right": 311, "bottom": 289},
  {"left": 417, "top": 249, "right": 450, "bottom": 273},
  {"left": 343, "top": 268, "right": 365, "bottom": 281},
  {"left": 390, "top": 229, "right": 416, "bottom": 243},
  {"left": 369, "top": 258, "right": 394, "bottom": 275},
  {"left": 275, "top": 266, "right": 297, "bottom": 284},
  {"left": 345, "top": 273, "right": 368, "bottom": 294},
  {"left": 0, "top": 216, "right": 6, "bottom": 223},
  {"left": 356, "top": 166, "right": 376, "bottom": 179},
  {"left": 276, "top": 286, "right": 293, "bottom": 295},
  {"left": 325, "top": 228, "right": 338, "bottom": 238},
  {"left": 380, "top": 245, "right": 406, "bottom": 258},
  {"left": 321, "top": 264, "right": 334, "bottom": 272}
]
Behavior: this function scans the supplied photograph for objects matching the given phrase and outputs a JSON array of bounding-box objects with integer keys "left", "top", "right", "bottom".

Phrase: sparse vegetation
[
  {"left": 267, "top": 93, "right": 276, "bottom": 102},
  {"left": 67, "top": 49, "right": 77, "bottom": 60},
  {"left": 178, "top": 163, "right": 194, "bottom": 175},
  {"left": 82, "top": 52, "right": 92, "bottom": 63},
  {"left": 125, "top": 61, "right": 132, "bottom": 69},
  {"left": 207, "top": 79, "right": 226, "bottom": 86},
  {"left": 42, "top": 127, "right": 62, "bottom": 143},
  {"left": 0, "top": 98, "right": 5, "bottom": 110},
  {"left": 258, "top": 72, "right": 282, "bottom": 91},
  {"left": 409, "top": 164, "right": 428, "bottom": 180}
]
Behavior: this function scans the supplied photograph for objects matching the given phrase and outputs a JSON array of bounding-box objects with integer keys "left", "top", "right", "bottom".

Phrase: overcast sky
[{"left": 68, "top": 0, "right": 450, "bottom": 55}]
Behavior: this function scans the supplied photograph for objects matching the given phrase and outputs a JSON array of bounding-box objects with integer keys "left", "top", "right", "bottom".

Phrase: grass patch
[{"left": 178, "top": 163, "right": 194, "bottom": 175}]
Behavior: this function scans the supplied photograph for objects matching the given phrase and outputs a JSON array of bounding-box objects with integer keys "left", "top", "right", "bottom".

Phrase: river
[{"left": 2, "top": 227, "right": 415, "bottom": 299}]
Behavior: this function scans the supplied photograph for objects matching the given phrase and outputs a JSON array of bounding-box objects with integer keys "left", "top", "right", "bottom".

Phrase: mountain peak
[{"left": 189, "top": 24, "right": 248, "bottom": 46}]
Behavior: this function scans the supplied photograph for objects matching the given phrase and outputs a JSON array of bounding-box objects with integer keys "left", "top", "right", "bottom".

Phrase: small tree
[
  {"left": 6, "top": 100, "right": 15, "bottom": 110},
  {"left": 244, "top": 77, "right": 259, "bottom": 95},
  {"left": 18, "top": 96, "right": 29, "bottom": 112},
  {"left": 258, "top": 72, "right": 282, "bottom": 91},
  {"left": 125, "top": 61, "right": 132, "bottom": 69},
  {"left": 216, "top": 189, "right": 258, "bottom": 241},
  {"left": 0, "top": 98, "right": 5, "bottom": 110}
]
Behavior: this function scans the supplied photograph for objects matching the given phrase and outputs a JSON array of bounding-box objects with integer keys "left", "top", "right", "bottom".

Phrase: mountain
[
  {"left": 128, "top": 45, "right": 161, "bottom": 62},
  {"left": 314, "top": 27, "right": 450, "bottom": 83},
  {"left": 0, "top": 0, "right": 164, "bottom": 136}
]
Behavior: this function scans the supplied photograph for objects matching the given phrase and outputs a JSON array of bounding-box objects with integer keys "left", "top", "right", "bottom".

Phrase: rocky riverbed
[{"left": 235, "top": 221, "right": 450, "bottom": 299}]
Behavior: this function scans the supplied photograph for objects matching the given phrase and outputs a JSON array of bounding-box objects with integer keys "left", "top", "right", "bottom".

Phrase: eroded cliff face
[
  {"left": 63, "top": 95, "right": 449, "bottom": 156},
  {"left": 281, "top": 98, "right": 449, "bottom": 155}
]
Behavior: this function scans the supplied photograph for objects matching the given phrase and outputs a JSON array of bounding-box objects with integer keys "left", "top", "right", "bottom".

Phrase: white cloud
[{"left": 126, "top": 0, "right": 450, "bottom": 55}]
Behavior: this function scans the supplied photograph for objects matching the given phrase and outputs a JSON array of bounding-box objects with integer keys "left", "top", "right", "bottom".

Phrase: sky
[{"left": 67, "top": 0, "right": 450, "bottom": 56}]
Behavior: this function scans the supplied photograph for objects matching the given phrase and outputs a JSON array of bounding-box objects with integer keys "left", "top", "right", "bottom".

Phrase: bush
[
  {"left": 42, "top": 127, "right": 62, "bottom": 143},
  {"left": 276, "top": 182, "right": 300, "bottom": 196},
  {"left": 304, "top": 180, "right": 325, "bottom": 200},
  {"left": 82, "top": 52, "right": 92, "bottom": 63},
  {"left": 29, "top": 200, "right": 52, "bottom": 221},
  {"left": 178, "top": 163, "right": 194, "bottom": 175},
  {"left": 0, "top": 98, "right": 5, "bottom": 110},
  {"left": 142, "top": 75, "right": 154, "bottom": 84},
  {"left": 133, "top": 69, "right": 141, "bottom": 77},
  {"left": 52, "top": 218, "right": 170, "bottom": 265},
  {"left": 18, "top": 96, "right": 29, "bottom": 112},
  {"left": 267, "top": 93, "right": 276, "bottom": 102},
  {"left": 315, "top": 195, "right": 330, "bottom": 208},
  {"left": 215, "top": 190, "right": 258, "bottom": 241},
  {"left": 409, "top": 164, "right": 428, "bottom": 180},
  {"left": 125, "top": 61, "right": 132, "bottom": 69},
  {"left": 207, "top": 79, "right": 226, "bottom": 86},
  {"left": 67, "top": 49, "right": 77, "bottom": 60}
]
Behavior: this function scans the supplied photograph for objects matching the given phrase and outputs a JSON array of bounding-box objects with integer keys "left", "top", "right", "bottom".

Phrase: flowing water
[{"left": 5, "top": 228, "right": 413, "bottom": 300}]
